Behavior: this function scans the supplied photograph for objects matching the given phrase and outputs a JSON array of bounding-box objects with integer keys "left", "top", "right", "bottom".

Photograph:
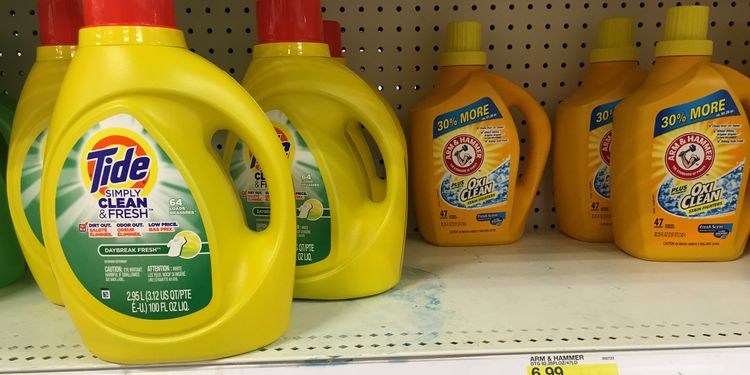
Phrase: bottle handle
[
  {"left": 237, "top": 64, "right": 406, "bottom": 248},
  {"left": 725, "top": 74, "right": 750, "bottom": 239},
  {"left": 207, "top": 94, "right": 296, "bottom": 259},
  {"left": 486, "top": 75, "right": 552, "bottom": 234},
  {"left": 345, "top": 122, "right": 386, "bottom": 200},
  {"left": 337, "top": 88, "right": 408, "bottom": 226}
]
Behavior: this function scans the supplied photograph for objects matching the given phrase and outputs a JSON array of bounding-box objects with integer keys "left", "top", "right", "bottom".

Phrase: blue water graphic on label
[
  {"left": 476, "top": 212, "right": 506, "bottom": 226},
  {"left": 594, "top": 164, "right": 610, "bottom": 199},
  {"left": 657, "top": 163, "right": 743, "bottom": 217},
  {"left": 440, "top": 158, "right": 510, "bottom": 209},
  {"left": 654, "top": 90, "right": 739, "bottom": 137},
  {"left": 589, "top": 99, "right": 622, "bottom": 131},
  {"left": 433, "top": 97, "right": 502, "bottom": 138},
  {"left": 697, "top": 223, "right": 733, "bottom": 239}
]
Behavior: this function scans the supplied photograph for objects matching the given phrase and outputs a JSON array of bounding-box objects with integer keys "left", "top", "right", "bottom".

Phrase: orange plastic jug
[
  {"left": 612, "top": 6, "right": 750, "bottom": 261},
  {"left": 410, "top": 21, "right": 551, "bottom": 246},
  {"left": 553, "top": 17, "right": 646, "bottom": 242}
]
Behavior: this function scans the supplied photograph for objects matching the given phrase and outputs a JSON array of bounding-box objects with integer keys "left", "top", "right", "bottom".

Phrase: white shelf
[{"left": 1, "top": 233, "right": 750, "bottom": 373}]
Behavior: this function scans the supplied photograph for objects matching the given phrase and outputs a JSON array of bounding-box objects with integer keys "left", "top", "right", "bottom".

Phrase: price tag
[
  {"left": 527, "top": 364, "right": 618, "bottom": 375},
  {"left": 527, "top": 354, "right": 618, "bottom": 375}
]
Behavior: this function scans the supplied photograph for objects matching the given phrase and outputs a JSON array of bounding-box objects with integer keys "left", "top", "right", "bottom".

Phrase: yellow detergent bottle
[
  {"left": 40, "top": 0, "right": 296, "bottom": 364},
  {"left": 612, "top": 5, "right": 750, "bottom": 261},
  {"left": 0, "top": 95, "right": 26, "bottom": 288},
  {"left": 553, "top": 17, "right": 646, "bottom": 242},
  {"left": 410, "top": 21, "right": 551, "bottom": 246},
  {"left": 8, "top": 0, "right": 82, "bottom": 303},
  {"left": 323, "top": 19, "right": 387, "bottom": 201},
  {"left": 229, "top": 0, "right": 407, "bottom": 300}
]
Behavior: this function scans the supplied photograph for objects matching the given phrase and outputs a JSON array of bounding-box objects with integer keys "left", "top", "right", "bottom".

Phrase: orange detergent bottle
[
  {"left": 410, "top": 21, "right": 551, "bottom": 246},
  {"left": 612, "top": 5, "right": 750, "bottom": 261},
  {"left": 553, "top": 17, "right": 646, "bottom": 242}
]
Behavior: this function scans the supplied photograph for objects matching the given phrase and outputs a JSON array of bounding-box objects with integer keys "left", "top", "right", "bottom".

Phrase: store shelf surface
[{"left": 2, "top": 233, "right": 750, "bottom": 373}]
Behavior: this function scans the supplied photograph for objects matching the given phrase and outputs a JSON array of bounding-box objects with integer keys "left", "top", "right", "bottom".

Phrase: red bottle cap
[
  {"left": 323, "top": 20, "right": 343, "bottom": 57},
  {"left": 38, "top": 0, "right": 83, "bottom": 46},
  {"left": 82, "top": 0, "right": 176, "bottom": 28},
  {"left": 256, "top": 0, "right": 325, "bottom": 44}
]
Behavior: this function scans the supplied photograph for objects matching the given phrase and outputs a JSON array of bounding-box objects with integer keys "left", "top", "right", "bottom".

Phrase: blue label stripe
[
  {"left": 433, "top": 97, "right": 502, "bottom": 138},
  {"left": 653, "top": 90, "right": 740, "bottom": 137},
  {"left": 589, "top": 99, "right": 622, "bottom": 131}
]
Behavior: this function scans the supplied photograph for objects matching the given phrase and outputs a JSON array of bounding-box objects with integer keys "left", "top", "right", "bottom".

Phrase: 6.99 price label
[{"left": 527, "top": 364, "right": 618, "bottom": 375}]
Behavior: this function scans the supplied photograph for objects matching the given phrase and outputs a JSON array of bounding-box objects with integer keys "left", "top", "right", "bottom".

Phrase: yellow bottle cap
[
  {"left": 590, "top": 17, "right": 639, "bottom": 62},
  {"left": 655, "top": 5, "right": 713, "bottom": 57},
  {"left": 439, "top": 21, "right": 487, "bottom": 66}
]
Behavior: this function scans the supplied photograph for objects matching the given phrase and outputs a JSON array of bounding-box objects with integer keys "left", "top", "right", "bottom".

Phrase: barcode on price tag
[{"left": 527, "top": 364, "right": 618, "bottom": 375}]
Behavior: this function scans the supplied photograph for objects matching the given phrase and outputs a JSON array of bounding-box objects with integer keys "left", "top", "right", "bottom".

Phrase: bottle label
[
  {"left": 433, "top": 97, "right": 514, "bottom": 231},
  {"left": 588, "top": 100, "right": 620, "bottom": 226},
  {"left": 230, "top": 110, "right": 331, "bottom": 266},
  {"left": 651, "top": 90, "right": 748, "bottom": 244},
  {"left": 56, "top": 114, "right": 211, "bottom": 319},
  {"left": 21, "top": 130, "right": 47, "bottom": 244}
]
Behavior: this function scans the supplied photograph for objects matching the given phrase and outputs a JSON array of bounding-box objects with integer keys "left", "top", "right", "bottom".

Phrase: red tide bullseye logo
[
  {"left": 81, "top": 129, "right": 158, "bottom": 197},
  {"left": 248, "top": 126, "right": 294, "bottom": 171},
  {"left": 443, "top": 134, "right": 484, "bottom": 176},
  {"left": 665, "top": 132, "right": 714, "bottom": 180},
  {"left": 599, "top": 130, "right": 612, "bottom": 165}
]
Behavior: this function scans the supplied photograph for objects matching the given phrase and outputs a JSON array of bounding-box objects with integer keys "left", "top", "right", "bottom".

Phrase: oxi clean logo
[{"left": 81, "top": 129, "right": 158, "bottom": 219}]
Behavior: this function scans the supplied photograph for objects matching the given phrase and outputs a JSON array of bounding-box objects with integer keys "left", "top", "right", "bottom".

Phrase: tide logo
[
  {"left": 80, "top": 129, "right": 158, "bottom": 197},
  {"left": 247, "top": 125, "right": 295, "bottom": 170}
]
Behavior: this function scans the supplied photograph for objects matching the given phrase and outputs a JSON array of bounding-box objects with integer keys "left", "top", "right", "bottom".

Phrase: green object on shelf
[{"left": 0, "top": 95, "right": 26, "bottom": 287}]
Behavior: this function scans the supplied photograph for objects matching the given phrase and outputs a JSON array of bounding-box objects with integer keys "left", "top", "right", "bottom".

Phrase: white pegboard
[{"left": 1, "top": 0, "right": 749, "bottom": 233}]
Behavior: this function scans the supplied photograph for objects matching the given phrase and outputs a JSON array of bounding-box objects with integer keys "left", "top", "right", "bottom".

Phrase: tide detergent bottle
[
  {"left": 553, "top": 17, "right": 645, "bottom": 242},
  {"left": 40, "top": 0, "right": 296, "bottom": 363},
  {"left": 612, "top": 5, "right": 750, "bottom": 261},
  {"left": 410, "top": 21, "right": 551, "bottom": 246},
  {"left": 8, "top": 0, "right": 82, "bottom": 303},
  {"left": 230, "top": 0, "right": 407, "bottom": 300},
  {"left": 0, "top": 95, "right": 26, "bottom": 287}
]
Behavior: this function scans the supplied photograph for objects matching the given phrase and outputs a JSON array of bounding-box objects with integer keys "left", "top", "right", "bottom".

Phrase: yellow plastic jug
[
  {"left": 553, "top": 17, "right": 646, "bottom": 242},
  {"left": 0, "top": 95, "right": 26, "bottom": 288},
  {"left": 612, "top": 5, "right": 750, "bottom": 261},
  {"left": 40, "top": 0, "right": 296, "bottom": 364},
  {"left": 228, "top": 0, "right": 407, "bottom": 300},
  {"left": 410, "top": 21, "right": 551, "bottom": 246},
  {"left": 8, "top": 0, "right": 82, "bottom": 304}
]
